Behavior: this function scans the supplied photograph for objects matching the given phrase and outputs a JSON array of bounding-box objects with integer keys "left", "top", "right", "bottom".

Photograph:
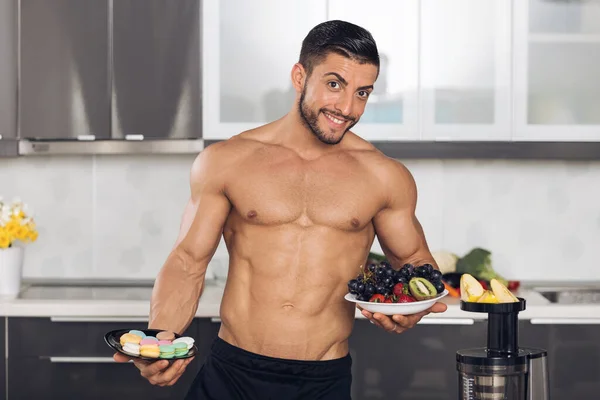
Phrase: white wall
[{"left": 1, "top": 155, "right": 599, "bottom": 281}]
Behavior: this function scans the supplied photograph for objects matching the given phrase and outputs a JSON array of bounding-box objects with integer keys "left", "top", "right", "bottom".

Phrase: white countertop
[{"left": 1, "top": 283, "right": 599, "bottom": 323}]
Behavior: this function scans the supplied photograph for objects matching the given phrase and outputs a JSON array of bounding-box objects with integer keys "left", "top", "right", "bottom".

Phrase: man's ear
[{"left": 291, "top": 63, "right": 307, "bottom": 92}]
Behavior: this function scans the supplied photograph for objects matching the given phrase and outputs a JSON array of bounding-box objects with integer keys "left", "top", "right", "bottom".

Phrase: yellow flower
[
  {"left": 5, "top": 220, "right": 19, "bottom": 235},
  {"left": 16, "top": 225, "right": 29, "bottom": 242},
  {"left": 0, "top": 232, "right": 9, "bottom": 249},
  {"left": 28, "top": 230, "right": 38, "bottom": 242}
]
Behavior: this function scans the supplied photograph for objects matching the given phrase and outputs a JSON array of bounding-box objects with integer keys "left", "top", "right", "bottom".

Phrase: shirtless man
[{"left": 114, "top": 20, "right": 447, "bottom": 399}]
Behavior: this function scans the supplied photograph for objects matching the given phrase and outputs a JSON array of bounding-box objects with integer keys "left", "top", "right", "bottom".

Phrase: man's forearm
[{"left": 149, "top": 249, "right": 208, "bottom": 334}]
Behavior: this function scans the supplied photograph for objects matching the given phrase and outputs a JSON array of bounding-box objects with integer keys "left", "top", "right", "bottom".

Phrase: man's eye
[
  {"left": 358, "top": 91, "right": 370, "bottom": 99},
  {"left": 328, "top": 81, "right": 339, "bottom": 89}
]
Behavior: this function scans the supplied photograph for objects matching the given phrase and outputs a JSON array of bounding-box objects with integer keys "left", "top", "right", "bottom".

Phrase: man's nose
[{"left": 334, "top": 92, "right": 354, "bottom": 118}]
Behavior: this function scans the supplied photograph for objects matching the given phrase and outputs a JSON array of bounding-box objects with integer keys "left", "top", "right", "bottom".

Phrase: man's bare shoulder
[
  {"left": 190, "top": 130, "right": 269, "bottom": 182},
  {"left": 345, "top": 136, "right": 416, "bottom": 202}
]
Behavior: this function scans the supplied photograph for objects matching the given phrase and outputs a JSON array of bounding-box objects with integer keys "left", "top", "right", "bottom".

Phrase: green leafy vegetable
[{"left": 455, "top": 248, "right": 507, "bottom": 285}]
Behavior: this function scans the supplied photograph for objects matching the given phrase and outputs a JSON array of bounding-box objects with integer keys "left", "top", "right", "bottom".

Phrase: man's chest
[{"left": 225, "top": 156, "right": 383, "bottom": 231}]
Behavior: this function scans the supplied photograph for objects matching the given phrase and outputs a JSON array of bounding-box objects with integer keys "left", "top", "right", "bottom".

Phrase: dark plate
[{"left": 104, "top": 329, "right": 197, "bottom": 361}]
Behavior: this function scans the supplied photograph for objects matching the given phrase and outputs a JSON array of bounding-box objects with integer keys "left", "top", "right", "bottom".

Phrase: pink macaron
[
  {"left": 158, "top": 340, "right": 172, "bottom": 345},
  {"left": 140, "top": 337, "right": 159, "bottom": 346}
]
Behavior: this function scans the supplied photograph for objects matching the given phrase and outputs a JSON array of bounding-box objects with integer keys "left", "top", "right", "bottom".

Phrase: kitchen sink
[{"left": 534, "top": 287, "right": 600, "bottom": 304}]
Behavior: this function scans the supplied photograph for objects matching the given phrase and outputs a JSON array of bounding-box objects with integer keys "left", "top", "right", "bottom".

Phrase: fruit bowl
[{"left": 345, "top": 289, "right": 448, "bottom": 316}]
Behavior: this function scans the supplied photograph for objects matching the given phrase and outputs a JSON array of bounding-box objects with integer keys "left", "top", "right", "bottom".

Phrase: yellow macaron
[
  {"left": 140, "top": 344, "right": 160, "bottom": 358},
  {"left": 120, "top": 333, "right": 142, "bottom": 346}
]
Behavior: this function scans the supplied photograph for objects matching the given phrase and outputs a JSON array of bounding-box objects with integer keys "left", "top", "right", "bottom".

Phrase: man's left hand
[{"left": 359, "top": 302, "right": 448, "bottom": 334}]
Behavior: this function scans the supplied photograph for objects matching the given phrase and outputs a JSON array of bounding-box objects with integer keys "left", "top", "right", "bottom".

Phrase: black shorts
[{"left": 184, "top": 337, "right": 353, "bottom": 400}]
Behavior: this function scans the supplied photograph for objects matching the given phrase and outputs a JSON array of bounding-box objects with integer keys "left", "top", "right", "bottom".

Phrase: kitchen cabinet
[
  {"left": 513, "top": 0, "right": 600, "bottom": 141},
  {"left": 0, "top": 0, "right": 17, "bottom": 142},
  {"left": 1, "top": 318, "right": 5, "bottom": 400},
  {"left": 327, "top": 0, "right": 419, "bottom": 141},
  {"left": 111, "top": 0, "right": 201, "bottom": 140},
  {"left": 348, "top": 318, "right": 486, "bottom": 400},
  {"left": 6, "top": 317, "right": 204, "bottom": 399},
  {"left": 202, "top": 0, "right": 327, "bottom": 140},
  {"left": 19, "top": 0, "right": 111, "bottom": 140},
  {"left": 521, "top": 320, "right": 600, "bottom": 398},
  {"left": 420, "top": 0, "right": 512, "bottom": 141}
]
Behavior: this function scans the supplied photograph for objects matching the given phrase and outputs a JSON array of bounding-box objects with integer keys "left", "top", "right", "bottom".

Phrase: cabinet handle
[
  {"left": 210, "top": 318, "right": 221, "bottom": 323},
  {"left": 50, "top": 317, "right": 149, "bottom": 323},
  {"left": 48, "top": 357, "right": 130, "bottom": 363},
  {"left": 418, "top": 318, "right": 475, "bottom": 325},
  {"left": 530, "top": 318, "right": 600, "bottom": 325}
]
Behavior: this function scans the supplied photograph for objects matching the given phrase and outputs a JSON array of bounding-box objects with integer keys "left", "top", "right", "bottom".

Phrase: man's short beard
[{"left": 298, "top": 87, "right": 356, "bottom": 145}]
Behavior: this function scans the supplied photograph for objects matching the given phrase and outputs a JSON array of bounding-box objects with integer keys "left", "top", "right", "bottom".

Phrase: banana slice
[{"left": 490, "top": 278, "right": 519, "bottom": 303}]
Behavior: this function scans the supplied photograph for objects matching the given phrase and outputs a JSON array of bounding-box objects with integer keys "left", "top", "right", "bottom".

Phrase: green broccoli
[
  {"left": 455, "top": 248, "right": 508, "bottom": 285},
  {"left": 368, "top": 252, "right": 387, "bottom": 263}
]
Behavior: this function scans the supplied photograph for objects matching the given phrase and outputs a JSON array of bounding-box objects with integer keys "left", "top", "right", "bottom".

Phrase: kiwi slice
[{"left": 409, "top": 277, "right": 437, "bottom": 301}]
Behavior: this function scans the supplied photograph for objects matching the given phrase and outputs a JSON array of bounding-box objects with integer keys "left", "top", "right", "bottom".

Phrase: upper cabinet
[
  {"left": 19, "top": 0, "right": 110, "bottom": 140},
  {"left": 514, "top": 0, "right": 600, "bottom": 141},
  {"left": 202, "top": 0, "right": 327, "bottom": 140},
  {"left": 327, "top": 0, "right": 419, "bottom": 141},
  {"left": 0, "top": 0, "right": 17, "bottom": 141},
  {"left": 112, "top": 0, "right": 201, "bottom": 139},
  {"left": 18, "top": 0, "right": 201, "bottom": 142},
  {"left": 420, "top": 0, "right": 512, "bottom": 141}
]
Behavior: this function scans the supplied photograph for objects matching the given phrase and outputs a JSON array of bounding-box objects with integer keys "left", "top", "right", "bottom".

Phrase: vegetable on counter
[
  {"left": 455, "top": 248, "right": 508, "bottom": 286},
  {"left": 431, "top": 250, "right": 459, "bottom": 274}
]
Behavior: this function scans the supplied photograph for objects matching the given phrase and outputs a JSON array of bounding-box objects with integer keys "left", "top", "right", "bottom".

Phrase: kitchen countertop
[{"left": 1, "top": 279, "right": 599, "bottom": 322}]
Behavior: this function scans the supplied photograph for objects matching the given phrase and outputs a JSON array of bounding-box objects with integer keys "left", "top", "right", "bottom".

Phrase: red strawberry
[
  {"left": 393, "top": 283, "right": 405, "bottom": 297},
  {"left": 369, "top": 294, "right": 386, "bottom": 303},
  {"left": 396, "top": 294, "right": 416, "bottom": 303}
]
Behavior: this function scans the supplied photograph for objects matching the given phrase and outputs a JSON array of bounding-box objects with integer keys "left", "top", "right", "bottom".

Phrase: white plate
[{"left": 345, "top": 290, "right": 448, "bottom": 316}]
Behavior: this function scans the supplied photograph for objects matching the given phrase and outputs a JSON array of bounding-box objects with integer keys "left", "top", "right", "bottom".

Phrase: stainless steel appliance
[
  {"left": 16, "top": 0, "right": 202, "bottom": 155},
  {"left": 0, "top": 0, "right": 18, "bottom": 156},
  {"left": 457, "top": 298, "right": 550, "bottom": 399}
]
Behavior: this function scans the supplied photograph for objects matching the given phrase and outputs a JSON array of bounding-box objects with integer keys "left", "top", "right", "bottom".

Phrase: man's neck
[{"left": 274, "top": 107, "right": 341, "bottom": 160}]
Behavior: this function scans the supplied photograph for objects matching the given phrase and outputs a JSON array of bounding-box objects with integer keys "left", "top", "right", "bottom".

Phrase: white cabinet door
[
  {"left": 514, "top": 0, "right": 600, "bottom": 141},
  {"left": 328, "top": 0, "right": 419, "bottom": 141},
  {"left": 420, "top": 0, "right": 511, "bottom": 141},
  {"left": 202, "top": 0, "right": 327, "bottom": 140}
]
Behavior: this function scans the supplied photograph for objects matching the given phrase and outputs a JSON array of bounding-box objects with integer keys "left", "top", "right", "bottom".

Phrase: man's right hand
[{"left": 113, "top": 352, "right": 194, "bottom": 387}]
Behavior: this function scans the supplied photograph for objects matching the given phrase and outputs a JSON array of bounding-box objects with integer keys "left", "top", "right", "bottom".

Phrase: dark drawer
[
  {"left": 7, "top": 355, "right": 200, "bottom": 400},
  {"left": 1, "top": 317, "right": 5, "bottom": 400},
  {"left": 8, "top": 317, "right": 196, "bottom": 357}
]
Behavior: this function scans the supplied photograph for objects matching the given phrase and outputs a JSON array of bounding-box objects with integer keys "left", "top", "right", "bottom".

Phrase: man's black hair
[{"left": 298, "top": 20, "right": 379, "bottom": 77}]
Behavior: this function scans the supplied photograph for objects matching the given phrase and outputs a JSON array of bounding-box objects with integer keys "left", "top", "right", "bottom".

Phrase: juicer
[{"left": 456, "top": 298, "right": 550, "bottom": 399}]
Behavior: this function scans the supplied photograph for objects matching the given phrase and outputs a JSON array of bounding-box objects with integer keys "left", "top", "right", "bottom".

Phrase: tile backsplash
[{"left": 1, "top": 155, "right": 599, "bottom": 281}]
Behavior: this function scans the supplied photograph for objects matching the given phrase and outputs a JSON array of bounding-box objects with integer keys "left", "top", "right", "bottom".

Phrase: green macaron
[
  {"left": 173, "top": 342, "right": 188, "bottom": 356},
  {"left": 159, "top": 344, "right": 175, "bottom": 359}
]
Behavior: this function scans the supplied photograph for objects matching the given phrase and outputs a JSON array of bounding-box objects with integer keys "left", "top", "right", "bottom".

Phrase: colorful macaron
[
  {"left": 173, "top": 336, "right": 195, "bottom": 350},
  {"left": 128, "top": 330, "right": 146, "bottom": 338},
  {"left": 158, "top": 340, "right": 172, "bottom": 345},
  {"left": 156, "top": 331, "right": 175, "bottom": 341},
  {"left": 159, "top": 344, "right": 175, "bottom": 359},
  {"left": 140, "top": 344, "right": 160, "bottom": 358},
  {"left": 120, "top": 333, "right": 142, "bottom": 346},
  {"left": 173, "top": 342, "right": 189, "bottom": 356},
  {"left": 140, "top": 337, "right": 159, "bottom": 346},
  {"left": 123, "top": 343, "right": 140, "bottom": 356}
]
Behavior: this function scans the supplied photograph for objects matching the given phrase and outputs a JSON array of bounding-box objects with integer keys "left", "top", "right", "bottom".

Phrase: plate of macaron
[{"left": 104, "top": 329, "right": 197, "bottom": 361}]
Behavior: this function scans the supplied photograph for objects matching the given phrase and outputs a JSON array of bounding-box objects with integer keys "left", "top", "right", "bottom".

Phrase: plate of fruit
[{"left": 345, "top": 262, "right": 448, "bottom": 315}]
